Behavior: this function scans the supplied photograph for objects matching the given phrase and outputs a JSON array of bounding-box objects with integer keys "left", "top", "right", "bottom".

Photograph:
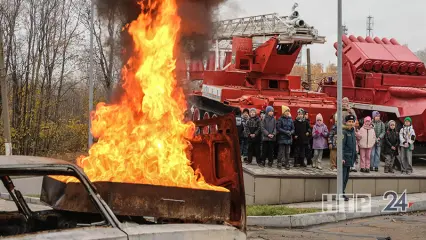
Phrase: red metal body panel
[
  {"left": 382, "top": 74, "right": 426, "bottom": 88},
  {"left": 206, "top": 52, "right": 215, "bottom": 71},
  {"left": 189, "top": 60, "right": 204, "bottom": 80},
  {"left": 323, "top": 34, "right": 426, "bottom": 142},
  {"left": 203, "top": 71, "right": 246, "bottom": 86},
  {"left": 287, "top": 75, "right": 302, "bottom": 90},
  {"left": 224, "top": 52, "right": 232, "bottom": 67},
  {"left": 188, "top": 36, "right": 337, "bottom": 128}
]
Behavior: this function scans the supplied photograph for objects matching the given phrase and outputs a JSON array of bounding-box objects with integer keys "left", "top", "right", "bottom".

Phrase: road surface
[{"left": 248, "top": 212, "right": 426, "bottom": 239}]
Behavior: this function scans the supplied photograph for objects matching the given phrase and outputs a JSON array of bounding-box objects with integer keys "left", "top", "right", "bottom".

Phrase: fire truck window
[
  {"left": 355, "top": 76, "right": 364, "bottom": 88},
  {"left": 269, "top": 80, "right": 278, "bottom": 89},
  {"left": 276, "top": 43, "right": 301, "bottom": 55},
  {"left": 239, "top": 59, "right": 249, "bottom": 70}
]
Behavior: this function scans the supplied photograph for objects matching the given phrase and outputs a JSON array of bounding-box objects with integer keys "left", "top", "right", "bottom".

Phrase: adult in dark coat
[
  {"left": 342, "top": 114, "right": 357, "bottom": 201},
  {"left": 293, "top": 108, "right": 311, "bottom": 167}
]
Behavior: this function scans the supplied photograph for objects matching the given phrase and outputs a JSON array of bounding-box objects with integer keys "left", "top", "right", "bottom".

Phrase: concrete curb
[
  {"left": 247, "top": 200, "right": 426, "bottom": 228},
  {"left": 0, "top": 192, "right": 42, "bottom": 205}
]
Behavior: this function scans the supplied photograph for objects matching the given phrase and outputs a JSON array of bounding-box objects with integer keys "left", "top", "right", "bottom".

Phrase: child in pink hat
[{"left": 357, "top": 116, "right": 376, "bottom": 173}]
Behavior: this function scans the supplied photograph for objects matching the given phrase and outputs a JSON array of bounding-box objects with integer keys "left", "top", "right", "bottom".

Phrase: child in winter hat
[
  {"left": 312, "top": 113, "right": 329, "bottom": 169},
  {"left": 260, "top": 106, "right": 277, "bottom": 167},
  {"left": 383, "top": 120, "right": 399, "bottom": 173},
  {"left": 266, "top": 106, "right": 274, "bottom": 115},
  {"left": 293, "top": 108, "right": 311, "bottom": 168},
  {"left": 372, "top": 111, "right": 380, "bottom": 118},
  {"left": 357, "top": 116, "right": 376, "bottom": 173},
  {"left": 400, "top": 116, "right": 415, "bottom": 174},
  {"left": 277, "top": 105, "right": 294, "bottom": 169},
  {"left": 282, "top": 105, "right": 290, "bottom": 114},
  {"left": 244, "top": 108, "right": 262, "bottom": 165}
]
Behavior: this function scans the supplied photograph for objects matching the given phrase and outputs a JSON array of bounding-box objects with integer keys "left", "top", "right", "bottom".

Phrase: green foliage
[
  {"left": 247, "top": 205, "right": 320, "bottom": 216},
  {"left": 39, "top": 119, "right": 88, "bottom": 155},
  {"left": 0, "top": 118, "right": 88, "bottom": 159}
]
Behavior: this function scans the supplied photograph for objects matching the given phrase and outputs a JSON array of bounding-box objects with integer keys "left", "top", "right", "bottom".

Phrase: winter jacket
[
  {"left": 357, "top": 124, "right": 376, "bottom": 149},
  {"left": 312, "top": 123, "right": 329, "bottom": 149},
  {"left": 244, "top": 116, "right": 262, "bottom": 143},
  {"left": 328, "top": 124, "right": 337, "bottom": 149},
  {"left": 343, "top": 126, "right": 357, "bottom": 167},
  {"left": 372, "top": 120, "right": 386, "bottom": 146},
  {"left": 383, "top": 128, "right": 399, "bottom": 155},
  {"left": 277, "top": 115, "right": 295, "bottom": 145},
  {"left": 294, "top": 119, "right": 311, "bottom": 145},
  {"left": 236, "top": 115, "right": 248, "bottom": 138},
  {"left": 399, "top": 126, "right": 416, "bottom": 150},
  {"left": 261, "top": 115, "right": 277, "bottom": 142}
]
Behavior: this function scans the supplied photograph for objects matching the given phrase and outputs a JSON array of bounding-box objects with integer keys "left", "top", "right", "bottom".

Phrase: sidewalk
[
  {"left": 2, "top": 185, "right": 425, "bottom": 229},
  {"left": 248, "top": 192, "right": 426, "bottom": 228}
]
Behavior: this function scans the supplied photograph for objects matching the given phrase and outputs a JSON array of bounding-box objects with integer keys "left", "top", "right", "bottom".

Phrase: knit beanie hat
[
  {"left": 266, "top": 106, "right": 274, "bottom": 114},
  {"left": 364, "top": 116, "right": 372, "bottom": 123},
  {"left": 297, "top": 108, "right": 305, "bottom": 114},
  {"left": 345, "top": 114, "right": 355, "bottom": 122},
  {"left": 249, "top": 108, "right": 257, "bottom": 114},
  {"left": 281, "top": 105, "right": 290, "bottom": 113},
  {"left": 372, "top": 111, "right": 380, "bottom": 118},
  {"left": 404, "top": 117, "right": 412, "bottom": 124},
  {"left": 316, "top": 113, "right": 323, "bottom": 121},
  {"left": 388, "top": 120, "right": 396, "bottom": 126}
]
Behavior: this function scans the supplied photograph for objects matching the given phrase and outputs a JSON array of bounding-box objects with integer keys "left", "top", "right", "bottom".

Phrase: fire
[{"left": 57, "top": 0, "right": 228, "bottom": 192}]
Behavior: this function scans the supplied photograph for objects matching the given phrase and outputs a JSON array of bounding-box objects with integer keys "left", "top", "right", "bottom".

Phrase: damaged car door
[{"left": 0, "top": 156, "right": 128, "bottom": 240}]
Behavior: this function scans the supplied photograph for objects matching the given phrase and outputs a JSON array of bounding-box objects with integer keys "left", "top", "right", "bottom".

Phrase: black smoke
[
  {"left": 95, "top": 0, "right": 227, "bottom": 59},
  {"left": 95, "top": 0, "right": 228, "bottom": 103}
]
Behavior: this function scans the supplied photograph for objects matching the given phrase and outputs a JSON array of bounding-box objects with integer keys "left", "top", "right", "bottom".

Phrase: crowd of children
[{"left": 237, "top": 98, "right": 416, "bottom": 174}]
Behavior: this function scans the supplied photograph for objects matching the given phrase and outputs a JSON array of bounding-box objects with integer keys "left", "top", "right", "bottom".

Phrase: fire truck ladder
[{"left": 210, "top": 3, "right": 326, "bottom": 68}]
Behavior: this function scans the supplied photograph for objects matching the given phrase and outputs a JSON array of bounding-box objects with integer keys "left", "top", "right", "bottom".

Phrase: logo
[
  {"left": 322, "top": 194, "right": 371, "bottom": 213},
  {"left": 322, "top": 190, "right": 414, "bottom": 214},
  {"left": 382, "top": 190, "right": 414, "bottom": 213}
]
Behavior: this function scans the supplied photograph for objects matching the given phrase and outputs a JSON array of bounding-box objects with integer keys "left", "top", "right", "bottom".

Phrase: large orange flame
[{"left": 58, "top": 0, "right": 227, "bottom": 192}]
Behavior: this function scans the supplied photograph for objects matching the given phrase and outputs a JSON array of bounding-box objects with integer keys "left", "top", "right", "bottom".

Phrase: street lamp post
[
  {"left": 88, "top": 0, "right": 95, "bottom": 148},
  {"left": 336, "top": 0, "right": 344, "bottom": 203}
]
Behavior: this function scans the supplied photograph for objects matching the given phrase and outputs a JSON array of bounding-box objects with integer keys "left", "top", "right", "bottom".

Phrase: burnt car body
[
  {"left": 0, "top": 156, "right": 128, "bottom": 239},
  {"left": 0, "top": 114, "right": 246, "bottom": 239}
]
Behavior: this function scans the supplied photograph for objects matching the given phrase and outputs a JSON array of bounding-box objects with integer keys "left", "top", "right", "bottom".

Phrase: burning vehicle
[
  {"left": 0, "top": 156, "right": 127, "bottom": 238},
  {"left": 42, "top": 113, "right": 246, "bottom": 231}
]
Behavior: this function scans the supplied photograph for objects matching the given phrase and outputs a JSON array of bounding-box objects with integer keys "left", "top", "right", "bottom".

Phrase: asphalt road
[{"left": 248, "top": 212, "right": 426, "bottom": 240}]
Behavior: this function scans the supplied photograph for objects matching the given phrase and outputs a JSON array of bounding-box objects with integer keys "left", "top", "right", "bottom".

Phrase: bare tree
[{"left": 0, "top": 0, "right": 131, "bottom": 156}]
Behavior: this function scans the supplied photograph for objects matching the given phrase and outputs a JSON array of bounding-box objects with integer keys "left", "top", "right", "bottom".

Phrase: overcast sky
[{"left": 218, "top": 0, "right": 426, "bottom": 66}]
